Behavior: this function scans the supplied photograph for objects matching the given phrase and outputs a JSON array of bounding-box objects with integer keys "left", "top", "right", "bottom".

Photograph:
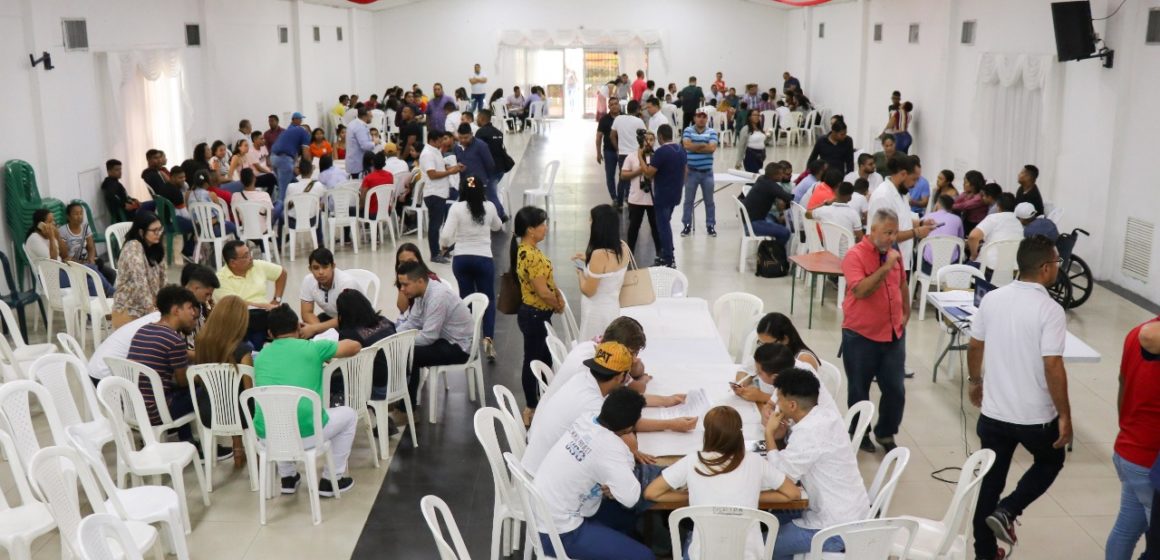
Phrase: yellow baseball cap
[
  {"left": 384, "top": 142, "right": 398, "bottom": 155},
  {"left": 584, "top": 341, "right": 634, "bottom": 379}
]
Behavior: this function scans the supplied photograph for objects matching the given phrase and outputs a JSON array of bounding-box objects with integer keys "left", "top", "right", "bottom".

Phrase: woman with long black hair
[
  {"left": 511, "top": 206, "right": 563, "bottom": 424},
  {"left": 440, "top": 177, "right": 502, "bottom": 361},
  {"left": 111, "top": 211, "right": 167, "bottom": 327},
  {"left": 336, "top": 289, "right": 396, "bottom": 398},
  {"left": 574, "top": 204, "right": 628, "bottom": 341}
]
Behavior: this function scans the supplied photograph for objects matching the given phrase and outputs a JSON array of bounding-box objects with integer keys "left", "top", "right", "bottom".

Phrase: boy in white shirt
[
  {"left": 808, "top": 182, "right": 864, "bottom": 251},
  {"left": 532, "top": 387, "right": 654, "bottom": 560},
  {"left": 848, "top": 178, "right": 870, "bottom": 223}
]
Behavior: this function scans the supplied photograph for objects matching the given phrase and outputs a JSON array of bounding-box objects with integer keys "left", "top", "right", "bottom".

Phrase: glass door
[{"left": 582, "top": 50, "right": 620, "bottom": 118}]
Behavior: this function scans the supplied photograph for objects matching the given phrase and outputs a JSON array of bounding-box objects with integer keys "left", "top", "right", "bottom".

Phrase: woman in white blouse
[
  {"left": 645, "top": 406, "right": 801, "bottom": 560},
  {"left": 440, "top": 176, "right": 503, "bottom": 360},
  {"left": 735, "top": 111, "right": 770, "bottom": 173},
  {"left": 574, "top": 204, "right": 629, "bottom": 341}
]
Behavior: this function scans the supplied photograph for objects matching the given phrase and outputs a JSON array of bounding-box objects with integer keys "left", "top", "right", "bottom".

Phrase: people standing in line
[
  {"left": 679, "top": 76, "right": 705, "bottom": 129},
  {"left": 474, "top": 109, "right": 512, "bottom": 222},
  {"left": 610, "top": 100, "right": 646, "bottom": 210},
  {"left": 968, "top": 236, "right": 1072, "bottom": 560},
  {"left": 621, "top": 129, "right": 662, "bottom": 258},
  {"left": 596, "top": 98, "right": 622, "bottom": 207},
  {"left": 841, "top": 208, "right": 910, "bottom": 453},
  {"left": 511, "top": 206, "right": 564, "bottom": 425},
  {"left": 575, "top": 205, "right": 630, "bottom": 341},
  {"left": 468, "top": 64, "right": 488, "bottom": 112},
  {"left": 681, "top": 107, "right": 719, "bottom": 238},
  {"left": 419, "top": 131, "right": 465, "bottom": 264},
  {"left": 640, "top": 124, "right": 687, "bottom": 268},
  {"left": 268, "top": 112, "right": 310, "bottom": 204},
  {"left": 439, "top": 175, "right": 502, "bottom": 362}
]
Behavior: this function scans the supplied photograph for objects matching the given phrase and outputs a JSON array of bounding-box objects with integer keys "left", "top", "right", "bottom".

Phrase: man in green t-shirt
[{"left": 254, "top": 304, "right": 361, "bottom": 496}]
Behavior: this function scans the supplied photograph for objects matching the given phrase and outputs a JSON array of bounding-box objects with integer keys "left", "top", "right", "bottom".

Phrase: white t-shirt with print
[{"left": 523, "top": 371, "right": 605, "bottom": 475}]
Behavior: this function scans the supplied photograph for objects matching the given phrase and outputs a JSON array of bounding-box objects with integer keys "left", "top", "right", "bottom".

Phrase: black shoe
[
  {"left": 706, "top": 226, "right": 717, "bottom": 237},
  {"left": 680, "top": 224, "right": 693, "bottom": 237},
  {"left": 875, "top": 436, "right": 897, "bottom": 452},
  {"left": 319, "top": 476, "right": 354, "bottom": 497},
  {"left": 904, "top": 367, "right": 916, "bottom": 379},
  {"left": 859, "top": 435, "right": 876, "bottom": 453},
  {"left": 666, "top": 260, "right": 677, "bottom": 269},
  {"left": 431, "top": 255, "right": 451, "bottom": 264},
  {"left": 986, "top": 509, "right": 1019, "bottom": 546},
  {"left": 281, "top": 473, "right": 301, "bottom": 494},
  {"left": 216, "top": 445, "right": 234, "bottom": 462}
]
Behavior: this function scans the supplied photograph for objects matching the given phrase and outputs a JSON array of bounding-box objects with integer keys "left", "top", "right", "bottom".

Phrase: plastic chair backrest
[
  {"left": 669, "top": 505, "right": 778, "bottom": 560},
  {"left": 325, "top": 345, "right": 377, "bottom": 417},
  {"left": 240, "top": 385, "right": 323, "bottom": 461},
  {"left": 980, "top": 239, "right": 1021, "bottom": 286},
  {"left": 346, "top": 268, "right": 381, "bottom": 308},
  {"left": 801, "top": 217, "right": 825, "bottom": 253},
  {"left": 936, "top": 264, "right": 985, "bottom": 292},
  {"left": 102, "top": 357, "right": 178, "bottom": 431},
  {"left": 546, "top": 335, "right": 568, "bottom": 372},
  {"left": 474, "top": 409, "right": 525, "bottom": 523},
  {"left": 760, "top": 110, "right": 778, "bottom": 132},
  {"left": 31, "top": 353, "right": 103, "bottom": 431},
  {"left": 844, "top": 400, "right": 875, "bottom": 455},
  {"left": 420, "top": 495, "right": 472, "bottom": 560},
  {"left": 151, "top": 195, "right": 178, "bottom": 232},
  {"left": 868, "top": 447, "right": 911, "bottom": 518},
  {"left": 530, "top": 360, "right": 554, "bottom": 398},
  {"left": 68, "top": 261, "right": 112, "bottom": 309},
  {"left": 558, "top": 290, "right": 580, "bottom": 346},
  {"left": 503, "top": 452, "right": 573, "bottom": 560},
  {"left": 650, "top": 267, "right": 689, "bottom": 298},
  {"left": 29, "top": 445, "right": 122, "bottom": 558},
  {"left": 712, "top": 292, "right": 764, "bottom": 363},
  {"left": 57, "top": 332, "right": 86, "bottom": 361},
  {"left": 462, "top": 293, "right": 488, "bottom": 363},
  {"left": 95, "top": 375, "right": 161, "bottom": 456},
  {"left": 286, "top": 194, "right": 322, "bottom": 230},
  {"left": 933, "top": 449, "right": 997, "bottom": 556},
  {"left": 232, "top": 200, "right": 275, "bottom": 239},
  {"left": 789, "top": 201, "right": 808, "bottom": 237},
  {"left": 187, "top": 363, "right": 254, "bottom": 435},
  {"left": 807, "top": 517, "right": 919, "bottom": 560},
  {"left": 326, "top": 188, "right": 360, "bottom": 221},
  {"left": 541, "top": 160, "right": 560, "bottom": 194},
  {"left": 364, "top": 184, "right": 396, "bottom": 220},
  {"left": 816, "top": 360, "right": 843, "bottom": 402},
  {"left": 189, "top": 202, "right": 228, "bottom": 242},
  {"left": 0, "top": 430, "right": 41, "bottom": 512},
  {"left": 105, "top": 222, "right": 133, "bottom": 267},
  {"left": 0, "top": 379, "right": 69, "bottom": 469},
  {"left": 0, "top": 299, "right": 32, "bottom": 348},
  {"left": 78, "top": 513, "right": 145, "bottom": 560},
  {"left": 492, "top": 385, "right": 528, "bottom": 451},
  {"left": 377, "top": 329, "right": 417, "bottom": 402},
  {"left": 734, "top": 196, "right": 760, "bottom": 238},
  {"left": 917, "top": 236, "right": 964, "bottom": 279},
  {"left": 819, "top": 221, "right": 855, "bottom": 257},
  {"left": 36, "top": 258, "right": 77, "bottom": 307}
]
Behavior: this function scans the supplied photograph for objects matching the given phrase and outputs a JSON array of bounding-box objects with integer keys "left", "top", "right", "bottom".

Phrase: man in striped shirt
[
  {"left": 681, "top": 107, "right": 719, "bottom": 237},
  {"left": 127, "top": 285, "right": 200, "bottom": 442}
]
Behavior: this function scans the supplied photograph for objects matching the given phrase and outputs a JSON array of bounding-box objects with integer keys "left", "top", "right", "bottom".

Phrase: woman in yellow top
[{"left": 510, "top": 206, "right": 563, "bottom": 422}]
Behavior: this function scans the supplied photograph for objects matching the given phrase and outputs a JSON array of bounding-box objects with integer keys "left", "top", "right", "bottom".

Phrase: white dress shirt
[
  {"left": 522, "top": 372, "right": 605, "bottom": 475},
  {"left": 868, "top": 179, "right": 915, "bottom": 268}
]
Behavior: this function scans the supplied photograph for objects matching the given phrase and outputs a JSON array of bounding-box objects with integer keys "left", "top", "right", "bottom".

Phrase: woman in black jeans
[{"left": 511, "top": 206, "right": 563, "bottom": 426}]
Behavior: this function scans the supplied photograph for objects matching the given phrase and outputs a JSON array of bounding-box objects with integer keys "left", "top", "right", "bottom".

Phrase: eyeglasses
[
  {"left": 1041, "top": 258, "right": 1063, "bottom": 267},
  {"left": 146, "top": 227, "right": 164, "bottom": 234},
  {"left": 232, "top": 253, "right": 253, "bottom": 261}
]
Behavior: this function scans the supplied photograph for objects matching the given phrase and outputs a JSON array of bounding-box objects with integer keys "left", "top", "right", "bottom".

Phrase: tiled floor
[{"left": 8, "top": 119, "right": 1151, "bottom": 559}]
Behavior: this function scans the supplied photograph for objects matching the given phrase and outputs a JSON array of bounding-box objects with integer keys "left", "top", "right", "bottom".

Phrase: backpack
[{"left": 755, "top": 240, "right": 789, "bottom": 278}]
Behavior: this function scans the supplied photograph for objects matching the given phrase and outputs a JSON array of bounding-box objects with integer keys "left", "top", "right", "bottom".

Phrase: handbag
[
  {"left": 619, "top": 251, "right": 656, "bottom": 308},
  {"left": 497, "top": 271, "right": 522, "bottom": 315}
]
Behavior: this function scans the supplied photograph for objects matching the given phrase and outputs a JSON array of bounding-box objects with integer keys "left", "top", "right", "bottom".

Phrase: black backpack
[{"left": 755, "top": 240, "right": 789, "bottom": 278}]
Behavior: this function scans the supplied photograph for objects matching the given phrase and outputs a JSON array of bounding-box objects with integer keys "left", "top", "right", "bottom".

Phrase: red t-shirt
[
  {"left": 806, "top": 182, "right": 835, "bottom": 211},
  {"left": 631, "top": 79, "right": 648, "bottom": 102},
  {"left": 1115, "top": 317, "right": 1160, "bottom": 468},
  {"left": 841, "top": 237, "right": 906, "bottom": 342},
  {"left": 360, "top": 169, "right": 395, "bottom": 215}
]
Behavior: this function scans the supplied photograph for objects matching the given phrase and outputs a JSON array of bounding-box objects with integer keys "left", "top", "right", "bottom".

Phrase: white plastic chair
[
  {"left": 322, "top": 345, "right": 381, "bottom": 468},
  {"left": 492, "top": 100, "right": 515, "bottom": 131},
  {"left": 788, "top": 202, "right": 809, "bottom": 260},
  {"left": 0, "top": 379, "right": 69, "bottom": 470},
  {"left": 188, "top": 201, "right": 233, "bottom": 269},
  {"left": 421, "top": 293, "right": 488, "bottom": 423},
  {"left": 96, "top": 377, "right": 210, "bottom": 533},
  {"left": 979, "top": 238, "right": 1021, "bottom": 287},
  {"left": 420, "top": 495, "right": 472, "bottom": 560},
  {"left": 31, "top": 353, "right": 113, "bottom": 457},
  {"left": 66, "top": 261, "right": 114, "bottom": 347},
  {"left": 56, "top": 332, "right": 87, "bottom": 361},
  {"left": 67, "top": 426, "right": 191, "bottom": 557},
  {"left": 800, "top": 211, "right": 825, "bottom": 254},
  {"left": 777, "top": 111, "right": 803, "bottom": 146},
  {"left": 819, "top": 221, "right": 855, "bottom": 259},
  {"left": 844, "top": 400, "right": 875, "bottom": 455},
  {"left": 282, "top": 194, "right": 322, "bottom": 261},
  {"left": 492, "top": 385, "right": 528, "bottom": 453},
  {"left": 361, "top": 184, "right": 398, "bottom": 252},
  {"left": 367, "top": 330, "right": 419, "bottom": 460},
  {"left": 669, "top": 505, "right": 779, "bottom": 560},
  {"left": 522, "top": 160, "right": 560, "bottom": 222},
  {"left": 103, "top": 357, "right": 196, "bottom": 441},
  {"left": 239, "top": 385, "right": 341, "bottom": 526},
  {"left": 28, "top": 446, "right": 160, "bottom": 560},
  {"left": 816, "top": 359, "right": 843, "bottom": 403},
  {"left": 546, "top": 335, "right": 569, "bottom": 374},
  {"left": 935, "top": 264, "right": 986, "bottom": 294},
  {"left": 530, "top": 360, "right": 554, "bottom": 399},
  {"left": 711, "top": 110, "right": 730, "bottom": 146},
  {"left": 734, "top": 197, "right": 773, "bottom": 273},
  {"left": 35, "top": 258, "right": 83, "bottom": 349},
  {"left": 760, "top": 109, "right": 778, "bottom": 134},
  {"left": 528, "top": 100, "right": 550, "bottom": 134},
  {"left": 649, "top": 267, "right": 689, "bottom": 298},
  {"left": 503, "top": 452, "right": 574, "bottom": 560},
  {"left": 807, "top": 517, "right": 919, "bottom": 560},
  {"left": 105, "top": 222, "right": 133, "bottom": 271},
  {"left": 187, "top": 363, "right": 258, "bottom": 492},
  {"left": 868, "top": 446, "right": 911, "bottom": 519},
  {"left": 0, "top": 431, "right": 55, "bottom": 560},
  {"left": 805, "top": 109, "right": 824, "bottom": 139},
  {"left": 232, "top": 200, "right": 281, "bottom": 263},
  {"left": 712, "top": 292, "right": 765, "bottom": 363},
  {"left": 324, "top": 188, "right": 361, "bottom": 253},
  {"left": 912, "top": 237, "right": 965, "bottom": 321},
  {"left": 890, "top": 449, "right": 997, "bottom": 560},
  {"left": 475, "top": 408, "right": 530, "bottom": 560},
  {"left": 346, "top": 268, "right": 382, "bottom": 309},
  {"left": 0, "top": 300, "right": 56, "bottom": 382},
  {"left": 77, "top": 513, "right": 146, "bottom": 560},
  {"left": 558, "top": 291, "right": 581, "bottom": 348}
]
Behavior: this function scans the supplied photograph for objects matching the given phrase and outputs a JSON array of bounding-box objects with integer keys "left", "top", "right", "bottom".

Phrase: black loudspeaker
[{"left": 1052, "top": 1, "right": 1097, "bottom": 61}]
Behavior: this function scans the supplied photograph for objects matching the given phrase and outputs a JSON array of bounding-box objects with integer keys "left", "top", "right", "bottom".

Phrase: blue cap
[{"left": 291, "top": 111, "right": 306, "bottom": 120}]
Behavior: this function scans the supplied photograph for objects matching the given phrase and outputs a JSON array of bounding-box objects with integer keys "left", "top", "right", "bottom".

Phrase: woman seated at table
[
  {"left": 734, "top": 343, "right": 839, "bottom": 412},
  {"left": 192, "top": 295, "right": 254, "bottom": 464},
  {"left": 336, "top": 289, "right": 396, "bottom": 400},
  {"left": 644, "top": 406, "right": 800, "bottom": 560},
  {"left": 738, "top": 312, "right": 820, "bottom": 377}
]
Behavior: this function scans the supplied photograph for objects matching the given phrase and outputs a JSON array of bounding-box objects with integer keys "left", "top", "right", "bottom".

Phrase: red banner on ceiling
[{"left": 772, "top": 0, "right": 832, "bottom": 6}]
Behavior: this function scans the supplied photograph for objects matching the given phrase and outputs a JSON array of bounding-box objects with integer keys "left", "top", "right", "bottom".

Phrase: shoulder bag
[{"left": 619, "top": 249, "right": 656, "bottom": 308}]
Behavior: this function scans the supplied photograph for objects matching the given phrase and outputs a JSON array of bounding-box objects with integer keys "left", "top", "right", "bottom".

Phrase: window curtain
[
  {"left": 496, "top": 29, "right": 664, "bottom": 88},
  {"left": 974, "top": 53, "right": 1061, "bottom": 193}
]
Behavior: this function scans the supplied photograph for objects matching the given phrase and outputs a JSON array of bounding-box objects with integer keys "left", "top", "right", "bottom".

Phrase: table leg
[
  {"left": 808, "top": 273, "right": 816, "bottom": 329},
  {"left": 790, "top": 268, "right": 797, "bottom": 315},
  {"left": 932, "top": 327, "right": 958, "bottom": 382}
]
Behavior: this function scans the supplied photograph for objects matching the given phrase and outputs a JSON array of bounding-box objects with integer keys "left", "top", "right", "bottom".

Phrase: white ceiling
[{"left": 298, "top": 0, "right": 419, "bottom": 11}]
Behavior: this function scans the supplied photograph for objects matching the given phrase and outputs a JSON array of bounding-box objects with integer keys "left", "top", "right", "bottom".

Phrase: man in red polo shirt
[{"left": 840, "top": 207, "right": 909, "bottom": 454}]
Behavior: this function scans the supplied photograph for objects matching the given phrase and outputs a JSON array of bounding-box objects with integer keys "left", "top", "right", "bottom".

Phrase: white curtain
[
  {"left": 495, "top": 28, "right": 664, "bottom": 82},
  {"left": 974, "top": 53, "right": 1061, "bottom": 192}
]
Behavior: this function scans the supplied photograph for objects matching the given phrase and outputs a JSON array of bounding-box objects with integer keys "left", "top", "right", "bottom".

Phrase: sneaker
[
  {"left": 680, "top": 224, "right": 693, "bottom": 237},
  {"left": 859, "top": 435, "right": 876, "bottom": 453},
  {"left": 986, "top": 509, "right": 1019, "bottom": 547},
  {"left": 431, "top": 255, "right": 451, "bottom": 264},
  {"left": 653, "top": 257, "right": 666, "bottom": 266},
  {"left": 665, "top": 260, "right": 677, "bottom": 269},
  {"left": 904, "top": 367, "right": 916, "bottom": 379},
  {"left": 281, "top": 473, "right": 301, "bottom": 494},
  {"left": 706, "top": 226, "right": 717, "bottom": 237},
  {"left": 318, "top": 476, "right": 354, "bottom": 497},
  {"left": 875, "top": 436, "right": 897, "bottom": 452},
  {"left": 216, "top": 445, "right": 234, "bottom": 462}
]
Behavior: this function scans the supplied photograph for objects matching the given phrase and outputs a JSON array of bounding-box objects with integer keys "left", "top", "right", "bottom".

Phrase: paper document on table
[{"left": 653, "top": 388, "right": 711, "bottom": 420}]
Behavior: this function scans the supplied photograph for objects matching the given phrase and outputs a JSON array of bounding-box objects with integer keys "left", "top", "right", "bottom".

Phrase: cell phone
[
  {"left": 572, "top": 258, "right": 586, "bottom": 270},
  {"left": 728, "top": 381, "right": 743, "bottom": 389}
]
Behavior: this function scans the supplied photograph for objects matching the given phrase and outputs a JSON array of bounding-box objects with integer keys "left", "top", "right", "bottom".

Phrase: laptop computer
[
  {"left": 974, "top": 278, "right": 997, "bottom": 307},
  {"left": 944, "top": 278, "right": 998, "bottom": 322}
]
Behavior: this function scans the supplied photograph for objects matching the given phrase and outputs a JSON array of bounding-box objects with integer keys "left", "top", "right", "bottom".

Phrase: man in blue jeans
[
  {"left": 641, "top": 124, "right": 686, "bottom": 268},
  {"left": 595, "top": 99, "right": 621, "bottom": 205},
  {"left": 681, "top": 107, "right": 719, "bottom": 237},
  {"left": 743, "top": 162, "right": 793, "bottom": 245},
  {"left": 268, "top": 111, "right": 311, "bottom": 204}
]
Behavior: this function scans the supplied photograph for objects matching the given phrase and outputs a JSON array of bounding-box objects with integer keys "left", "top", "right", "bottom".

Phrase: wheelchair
[{"left": 1048, "top": 228, "right": 1093, "bottom": 309}]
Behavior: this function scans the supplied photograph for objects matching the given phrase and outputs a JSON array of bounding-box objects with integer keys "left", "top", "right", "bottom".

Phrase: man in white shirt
[
  {"left": 849, "top": 179, "right": 870, "bottom": 223},
  {"left": 468, "top": 63, "right": 488, "bottom": 111},
  {"left": 843, "top": 153, "right": 883, "bottom": 200},
  {"left": 808, "top": 182, "right": 864, "bottom": 247},
  {"left": 968, "top": 192, "right": 1023, "bottom": 270},
  {"left": 381, "top": 143, "right": 412, "bottom": 201},
  {"left": 644, "top": 98, "right": 668, "bottom": 134},
  {"left": 419, "top": 131, "right": 465, "bottom": 263},
  {"left": 298, "top": 247, "right": 365, "bottom": 338},
  {"left": 968, "top": 236, "right": 1070, "bottom": 560},
  {"left": 765, "top": 369, "right": 870, "bottom": 559},
  {"left": 317, "top": 155, "right": 345, "bottom": 189},
  {"left": 442, "top": 102, "right": 462, "bottom": 135},
  {"left": 532, "top": 387, "right": 653, "bottom": 560},
  {"left": 542, "top": 317, "right": 649, "bottom": 400},
  {"left": 867, "top": 154, "right": 935, "bottom": 271},
  {"left": 609, "top": 100, "right": 646, "bottom": 208}
]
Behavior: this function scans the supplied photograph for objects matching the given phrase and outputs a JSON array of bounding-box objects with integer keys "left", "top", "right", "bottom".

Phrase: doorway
[{"left": 582, "top": 50, "right": 619, "bottom": 118}]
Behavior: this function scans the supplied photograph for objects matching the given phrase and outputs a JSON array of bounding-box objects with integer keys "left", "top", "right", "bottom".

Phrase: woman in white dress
[{"left": 575, "top": 204, "right": 629, "bottom": 341}]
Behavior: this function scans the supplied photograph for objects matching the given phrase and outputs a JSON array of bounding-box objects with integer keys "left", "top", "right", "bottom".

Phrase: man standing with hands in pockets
[{"left": 968, "top": 235, "right": 1071, "bottom": 560}]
